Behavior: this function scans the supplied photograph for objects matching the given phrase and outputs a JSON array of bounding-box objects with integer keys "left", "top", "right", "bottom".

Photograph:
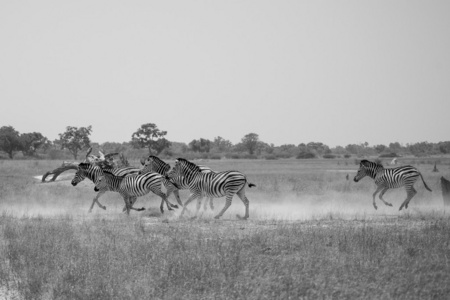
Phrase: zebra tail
[
  {"left": 419, "top": 173, "right": 432, "bottom": 192},
  {"left": 248, "top": 183, "right": 256, "bottom": 188}
]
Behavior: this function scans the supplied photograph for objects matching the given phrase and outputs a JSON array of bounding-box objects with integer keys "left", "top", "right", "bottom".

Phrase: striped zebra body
[
  {"left": 141, "top": 155, "right": 216, "bottom": 210},
  {"left": 71, "top": 163, "right": 140, "bottom": 212},
  {"left": 96, "top": 170, "right": 175, "bottom": 214},
  {"left": 167, "top": 158, "right": 255, "bottom": 219},
  {"left": 354, "top": 160, "right": 432, "bottom": 210}
]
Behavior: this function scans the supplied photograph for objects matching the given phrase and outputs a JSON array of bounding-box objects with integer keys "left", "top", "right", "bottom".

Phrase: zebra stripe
[
  {"left": 96, "top": 169, "right": 175, "bottom": 214},
  {"left": 141, "top": 155, "right": 216, "bottom": 210},
  {"left": 354, "top": 159, "right": 432, "bottom": 210},
  {"left": 166, "top": 158, "right": 256, "bottom": 219},
  {"left": 72, "top": 162, "right": 140, "bottom": 212}
]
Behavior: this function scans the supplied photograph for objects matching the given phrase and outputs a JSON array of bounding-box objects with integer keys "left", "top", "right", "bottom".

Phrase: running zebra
[
  {"left": 95, "top": 169, "right": 174, "bottom": 215},
  {"left": 166, "top": 158, "right": 256, "bottom": 219},
  {"left": 354, "top": 159, "right": 432, "bottom": 210},
  {"left": 71, "top": 162, "right": 141, "bottom": 212},
  {"left": 140, "top": 155, "right": 216, "bottom": 210}
]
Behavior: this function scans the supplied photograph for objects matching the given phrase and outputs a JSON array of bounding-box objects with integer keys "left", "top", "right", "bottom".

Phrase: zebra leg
[
  {"left": 214, "top": 194, "right": 234, "bottom": 220},
  {"left": 168, "top": 187, "right": 184, "bottom": 208},
  {"left": 195, "top": 196, "right": 204, "bottom": 217},
  {"left": 203, "top": 196, "right": 208, "bottom": 211},
  {"left": 180, "top": 194, "right": 199, "bottom": 217},
  {"left": 372, "top": 186, "right": 384, "bottom": 210},
  {"left": 378, "top": 188, "right": 393, "bottom": 207},
  {"left": 399, "top": 187, "right": 417, "bottom": 211},
  {"left": 89, "top": 190, "right": 106, "bottom": 212},
  {"left": 236, "top": 189, "right": 250, "bottom": 220},
  {"left": 209, "top": 198, "right": 214, "bottom": 210}
]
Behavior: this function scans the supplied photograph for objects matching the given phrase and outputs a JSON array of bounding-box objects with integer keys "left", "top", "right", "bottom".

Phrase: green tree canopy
[
  {"left": 131, "top": 123, "right": 171, "bottom": 155},
  {"left": 189, "top": 138, "right": 212, "bottom": 153},
  {"left": 240, "top": 133, "right": 259, "bottom": 155},
  {"left": 0, "top": 126, "right": 22, "bottom": 159},
  {"left": 58, "top": 126, "right": 92, "bottom": 160},
  {"left": 20, "top": 132, "right": 48, "bottom": 157}
]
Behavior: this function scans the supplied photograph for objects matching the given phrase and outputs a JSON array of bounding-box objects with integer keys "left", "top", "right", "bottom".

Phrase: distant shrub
[
  {"left": 322, "top": 154, "right": 336, "bottom": 159},
  {"left": 344, "top": 154, "right": 351, "bottom": 159},
  {"left": 296, "top": 152, "right": 316, "bottom": 159},
  {"left": 242, "top": 154, "right": 258, "bottom": 159},
  {"left": 264, "top": 154, "right": 278, "bottom": 160},
  {"left": 379, "top": 152, "right": 398, "bottom": 158},
  {"left": 274, "top": 152, "right": 293, "bottom": 159},
  {"left": 225, "top": 153, "right": 241, "bottom": 159},
  {"left": 208, "top": 154, "right": 222, "bottom": 160}
]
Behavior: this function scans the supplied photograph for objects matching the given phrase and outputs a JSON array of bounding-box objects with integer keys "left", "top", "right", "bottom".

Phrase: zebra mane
[
  {"left": 78, "top": 162, "right": 91, "bottom": 170},
  {"left": 176, "top": 158, "right": 201, "bottom": 173},
  {"left": 149, "top": 156, "right": 171, "bottom": 173},
  {"left": 360, "top": 159, "right": 384, "bottom": 169},
  {"left": 102, "top": 169, "right": 125, "bottom": 180}
]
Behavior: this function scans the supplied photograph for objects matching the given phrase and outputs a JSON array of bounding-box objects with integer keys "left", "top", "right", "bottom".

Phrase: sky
[{"left": 1, "top": 0, "right": 449, "bottom": 147}]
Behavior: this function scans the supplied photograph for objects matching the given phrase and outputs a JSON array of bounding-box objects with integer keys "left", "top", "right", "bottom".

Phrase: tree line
[{"left": 1, "top": 123, "right": 450, "bottom": 160}]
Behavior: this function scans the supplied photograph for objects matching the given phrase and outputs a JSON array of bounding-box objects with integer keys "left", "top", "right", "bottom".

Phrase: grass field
[{"left": 1, "top": 157, "right": 450, "bottom": 299}]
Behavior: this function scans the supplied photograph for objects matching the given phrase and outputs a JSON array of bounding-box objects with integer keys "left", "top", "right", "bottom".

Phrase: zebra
[
  {"left": 71, "top": 162, "right": 141, "bottom": 212},
  {"left": 165, "top": 158, "right": 256, "bottom": 219},
  {"left": 354, "top": 159, "right": 432, "bottom": 210},
  {"left": 140, "top": 155, "right": 216, "bottom": 211},
  {"left": 95, "top": 169, "right": 174, "bottom": 215}
]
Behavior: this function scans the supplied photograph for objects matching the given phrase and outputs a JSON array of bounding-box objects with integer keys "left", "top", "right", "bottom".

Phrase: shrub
[
  {"left": 264, "top": 154, "right": 278, "bottom": 160},
  {"left": 322, "top": 154, "right": 336, "bottom": 159},
  {"left": 344, "top": 154, "right": 351, "bottom": 159},
  {"left": 379, "top": 152, "right": 398, "bottom": 158},
  {"left": 296, "top": 152, "right": 316, "bottom": 159}
]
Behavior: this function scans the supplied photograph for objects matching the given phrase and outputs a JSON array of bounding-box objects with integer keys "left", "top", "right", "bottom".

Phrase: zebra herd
[
  {"left": 71, "top": 155, "right": 255, "bottom": 219},
  {"left": 70, "top": 155, "right": 432, "bottom": 219}
]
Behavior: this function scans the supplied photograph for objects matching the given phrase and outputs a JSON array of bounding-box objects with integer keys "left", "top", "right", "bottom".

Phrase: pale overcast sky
[{"left": 1, "top": 0, "right": 449, "bottom": 147}]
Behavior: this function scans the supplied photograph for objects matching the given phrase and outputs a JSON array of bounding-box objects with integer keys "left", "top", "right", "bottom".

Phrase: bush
[
  {"left": 296, "top": 152, "right": 316, "bottom": 159},
  {"left": 344, "top": 154, "right": 351, "bottom": 159},
  {"left": 322, "top": 154, "right": 336, "bottom": 159},
  {"left": 264, "top": 154, "right": 278, "bottom": 160},
  {"left": 379, "top": 152, "right": 398, "bottom": 158}
]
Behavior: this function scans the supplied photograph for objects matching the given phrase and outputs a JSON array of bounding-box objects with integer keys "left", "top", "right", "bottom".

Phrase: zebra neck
[{"left": 368, "top": 165, "right": 384, "bottom": 178}]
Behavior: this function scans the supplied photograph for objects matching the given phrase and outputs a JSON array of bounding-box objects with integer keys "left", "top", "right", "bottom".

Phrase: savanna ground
[{"left": 0, "top": 157, "right": 450, "bottom": 299}]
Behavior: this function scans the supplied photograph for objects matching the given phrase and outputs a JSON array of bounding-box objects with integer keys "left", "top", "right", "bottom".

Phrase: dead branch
[{"left": 41, "top": 161, "right": 79, "bottom": 182}]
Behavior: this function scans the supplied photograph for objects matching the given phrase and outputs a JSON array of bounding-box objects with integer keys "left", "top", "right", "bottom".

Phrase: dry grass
[{"left": 0, "top": 158, "right": 449, "bottom": 299}]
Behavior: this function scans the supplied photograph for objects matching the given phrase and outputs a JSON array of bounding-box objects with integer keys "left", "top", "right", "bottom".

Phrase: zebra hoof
[
  {"left": 236, "top": 214, "right": 248, "bottom": 220},
  {"left": 102, "top": 206, "right": 106, "bottom": 210},
  {"left": 386, "top": 203, "right": 393, "bottom": 207},
  {"left": 214, "top": 215, "right": 221, "bottom": 219},
  {"left": 171, "top": 204, "right": 179, "bottom": 209}
]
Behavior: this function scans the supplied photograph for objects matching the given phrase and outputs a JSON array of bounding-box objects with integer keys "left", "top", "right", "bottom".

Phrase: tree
[
  {"left": 189, "top": 138, "right": 212, "bottom": 153},
  {"left": 0, "top": 126, "right": 23, "bottom": 159},
  {"left": 58, "top": 125, "right": 92, "bottom": 160},
  {"left": 131, "top": 123, "right": 171, "bottom": 155},
  {"left": 211, "top": 136, "right": 233, "bottom": 152},
  {"left": 240, "top": 133, "right": 259, "bottom": 155},
  {"left": 20, "top": 132, "right": 48, "bottom": 157},
  {"left": 374, "top": 144, "right": 387, "bottom": 154}
]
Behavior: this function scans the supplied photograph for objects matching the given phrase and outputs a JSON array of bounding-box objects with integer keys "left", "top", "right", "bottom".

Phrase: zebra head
[
  {"left": 94, "top": 170, "right": 111, "bottom": 192},
  {"left": 354, "top": 160, "right": 383, "bottom": 182},
  {"left": 140, "top": 155, "right": 171, "bottom": 175},
  {"left": 168, "top": 158, "right": 201, "bottom": 178},
  {"left": 71, "top": 163, "right": 92, "bottom": 186}
]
